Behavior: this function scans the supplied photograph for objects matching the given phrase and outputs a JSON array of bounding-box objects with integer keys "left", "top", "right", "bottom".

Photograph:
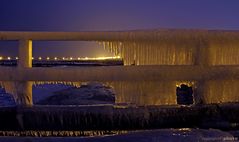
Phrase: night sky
[{"left": 1, "top": 0, "right": 239, "bottom": 58}]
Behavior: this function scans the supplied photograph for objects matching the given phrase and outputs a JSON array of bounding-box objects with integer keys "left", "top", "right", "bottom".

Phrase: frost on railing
[
  {"left": 105, "top": 81, "right": 176, "bottom": 105},
  {"left": 99, "top": 40, "right": 239, "bottom": 65},
  {"left": 94, "top": 31, "right": 239, "bottom": 105},
  {"left": 0, "top": 30, "right": 239, "bottom": 105},
  {"left": 2, "top": 79, "right": 239, "bottom": 105},
  {"left": 99, "top": 41, "right": 194, "bottom": 65},
  {"left": 98, "top": 30, "right": 239, "bottom": 65},
  {"left": 201, "top": 80, "right": 239, "bottom": 103}
]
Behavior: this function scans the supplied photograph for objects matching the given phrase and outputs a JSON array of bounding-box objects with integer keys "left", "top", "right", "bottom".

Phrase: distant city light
[
  {"left": 0, "top": 56, "right": 121, "bottom": 61},
  {"left": 81, "top": 56, "right": 121, "bottom": 60}
]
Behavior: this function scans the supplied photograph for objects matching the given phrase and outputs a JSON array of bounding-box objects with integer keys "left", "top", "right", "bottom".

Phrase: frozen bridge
[{"left": 0, "top": 29, "right": 239, "bottom": 105}]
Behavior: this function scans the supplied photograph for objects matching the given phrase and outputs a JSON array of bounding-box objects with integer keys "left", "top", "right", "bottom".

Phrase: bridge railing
[{"left": 0, "top": 31, "right": 238, "bottom": 105}]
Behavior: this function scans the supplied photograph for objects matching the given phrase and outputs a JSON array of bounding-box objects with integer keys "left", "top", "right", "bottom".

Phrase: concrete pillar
[
  {"left": 18, "top": 39, "right": 32, "bottom": 68},
  {"left": 16, "top": 39, "right": 33, "bottom": 105}
]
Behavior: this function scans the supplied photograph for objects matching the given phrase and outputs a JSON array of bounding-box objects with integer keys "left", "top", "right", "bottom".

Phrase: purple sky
[{"left": 1, "top": 0, "right": 239, "bottom": 57}]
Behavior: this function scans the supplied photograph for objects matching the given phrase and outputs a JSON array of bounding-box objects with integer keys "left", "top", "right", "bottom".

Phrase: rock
[{"left": 36, "top": 83, "right": 115, "bottom": 105}]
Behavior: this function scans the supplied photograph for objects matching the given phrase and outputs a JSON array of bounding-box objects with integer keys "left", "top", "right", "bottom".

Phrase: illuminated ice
[{"left": 0, "top": 29, "right": 238, "bottom": 105}]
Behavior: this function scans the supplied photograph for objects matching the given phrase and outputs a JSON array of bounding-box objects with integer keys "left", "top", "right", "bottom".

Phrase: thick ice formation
[
  {"left": 106, "top": 81, "right": 176, "bottom": 105},
  {"left": 98, "top": 30, "right": 239, "bottom": 66},
  {"left": 0, "top": 81, "right": 32, "bottom": 105},
  {"left": 97, "top": 31, "right": 239, "bottom": 104},
  {"left": 0, "top": 29, "right": 238, "bottom": 105},
  {"left": 99, "top": 41, "right": 194, "bottom": 65}
]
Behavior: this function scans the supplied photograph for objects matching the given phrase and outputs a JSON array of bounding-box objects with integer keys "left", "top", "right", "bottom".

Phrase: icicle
[
  {"left": 93, "top": 31, "right": 239, "bottom": 105},
  {"left": 208, "top": 41, "right": 239, "bottom": 65},
  {"left": 202, "top": 80, "right": 239, "bottom": 103},
  {"left": 109, "top": 81, "right": 177, "bottom": 105}
]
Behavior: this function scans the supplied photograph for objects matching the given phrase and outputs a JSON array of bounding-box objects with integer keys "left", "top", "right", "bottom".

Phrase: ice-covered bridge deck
[{"left": 0, "top": 29, "right": 239, "bottom": 105}]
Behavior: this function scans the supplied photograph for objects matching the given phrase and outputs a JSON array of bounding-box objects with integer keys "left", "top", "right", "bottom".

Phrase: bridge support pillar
[{"left": 16, "top": 39, "right": 33, "bottom": 105}]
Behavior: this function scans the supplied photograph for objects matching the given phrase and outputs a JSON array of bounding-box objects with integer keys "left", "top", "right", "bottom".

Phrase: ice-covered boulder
[{"left": 36, "top": 82, "right": 115, "bottom": 105}]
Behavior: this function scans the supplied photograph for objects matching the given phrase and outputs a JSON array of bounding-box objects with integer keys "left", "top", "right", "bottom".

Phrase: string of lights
[{"left": 0, "top": 56, "right": 121, "bottom": 61}]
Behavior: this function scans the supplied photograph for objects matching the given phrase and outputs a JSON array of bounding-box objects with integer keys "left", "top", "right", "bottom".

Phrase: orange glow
[{"left": 81, "top": 56, "right": 121, "bottom": 60}]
